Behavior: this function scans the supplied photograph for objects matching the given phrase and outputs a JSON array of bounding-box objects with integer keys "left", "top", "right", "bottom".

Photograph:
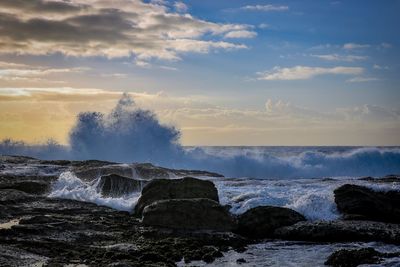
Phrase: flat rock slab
[
  {"left": 274, "top": 220, "right": 400, "bottom": 244},
  {"left": 142, "top": 198, "right": 236, "bottom": 231}
]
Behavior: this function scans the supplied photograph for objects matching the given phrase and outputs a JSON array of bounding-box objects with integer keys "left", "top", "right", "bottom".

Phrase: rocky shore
[{"left": 0, "top": 155, "right": 399, "bottom": 266}]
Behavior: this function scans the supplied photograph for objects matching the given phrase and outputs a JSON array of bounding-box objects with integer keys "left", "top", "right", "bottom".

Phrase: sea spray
[{"left": 48, "top": 171, "right": 140, "bottom": 212}]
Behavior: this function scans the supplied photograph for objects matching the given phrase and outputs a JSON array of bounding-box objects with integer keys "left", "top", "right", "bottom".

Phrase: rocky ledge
[{"left": 1, "top": 156, "right": 400, "bottom": 266}]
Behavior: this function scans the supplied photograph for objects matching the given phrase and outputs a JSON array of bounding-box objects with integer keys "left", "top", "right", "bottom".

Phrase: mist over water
[{"left": 1, "top": 94, "right": 400, "bottom": 179}]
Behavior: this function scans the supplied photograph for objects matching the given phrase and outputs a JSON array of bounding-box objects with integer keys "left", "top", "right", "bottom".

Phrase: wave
[
  {"left": 48, "top": 171, "right": 140, "bottom": 212},
  {"left": 1, "top": 93, "right": 399, "bottom": 179}
]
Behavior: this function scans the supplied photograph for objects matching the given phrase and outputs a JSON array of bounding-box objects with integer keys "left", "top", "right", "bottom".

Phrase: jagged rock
[
  {"left": 97, "top": 174, "right": 147, "bottom": 197},
  {"left": 142, "top": 198, "right": 236, "bottom": 231},
  {"left": 274, "top": 220, "right": 400, "bottom": 244},
  {"left": 135, "top": 177, "right": 219, "bottom": 215},
  {"left": 325, "top": 248, "right": 381, "bottom": 267},
  {"left": 236, "top": 206, "right": 305, "bottom": 239},
  {"left": 334, "top": 184, "right": 400, "bottom": 223}
]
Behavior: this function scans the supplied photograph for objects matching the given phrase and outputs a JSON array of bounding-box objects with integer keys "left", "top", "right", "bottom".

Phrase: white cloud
[
  {"left": 174, "top": 1, "right": 188, "bottom": 13},
  {"left": 343, "top": 43, "right": 370, "bottom": 50},
  {"left": 0, "top": 0, "right": 251, "bottom": 62},
  {"left": 379, "top": 42, "right": 392, "bottom": 49},
  {"left": 0, "top": 63, "right": 88, "bottom": 81},
  {"left": 346, "top": 77, "right": 379, "bottom": 83},
  {"left": 240, "top": 5, "right": 289, "bottom": 12},
  {"left": 258, "top": 23, "right": 270, "bottom": 29},
  {"left": 373, "top": 64, "right": 389, "bottom": 70},
  {"left": 224, "top": 30, "right": 257, "bottom": 39},
  {"left": 257, "top": 66, "right": 363, "bottom": 81},
  {"left": 311, "top": 54, "right": 367, "bottom": 62}
]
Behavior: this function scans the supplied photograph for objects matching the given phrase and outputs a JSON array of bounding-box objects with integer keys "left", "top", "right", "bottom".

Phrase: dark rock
[
  {"left": 0, "top": 180, "right": 50, "bottom": 195},
  {"left": 142, "top": 198, "right": 236, "bottom": 231},
  {"left": 0, "top": 189, "right": 33, "bottom": 203},
  {"left": 274, "top": 220, "right": 400, "bottom": 244},
  {"left": 325, "top": 248, "right": 381, "bottom": 267},
  {"left": 237, "top": 258, "right": 246, "bottom": 264},
  {"left": 334, "top": 184, "right": 400, "bottom": 223},
  {"left": 135, "top": 177, "right": 219, "bottom": 215},
  {"left": 359, "top": 175, "right": 400, "bottom": 183},
  {"left": 97, "top": 174, "right": 147, "bottom": 197},
  {"left": 236, "top": 206, "right": 305, "bottom": 239}
]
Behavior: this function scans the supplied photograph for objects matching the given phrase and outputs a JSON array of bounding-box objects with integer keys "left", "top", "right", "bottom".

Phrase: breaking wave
[
  {"left": 1, "top": 93, "right": 400, "bottom": 179},
  {"left": 48, "top": 171, "right": 140, "bottom": 212}
]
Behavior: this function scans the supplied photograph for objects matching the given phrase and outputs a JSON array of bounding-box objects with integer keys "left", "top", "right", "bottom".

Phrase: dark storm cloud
[{"left": 0, "top": 0, "right": 88, "bottom": 14}]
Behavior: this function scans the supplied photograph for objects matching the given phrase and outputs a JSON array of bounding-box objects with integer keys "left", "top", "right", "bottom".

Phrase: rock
[
  {"left": 325, "top": 248, "right": 381, "bottom": 267},
  {"left": 0, "top": 174, "right": 57, "bottom": 195},
  {"left": 97, "top": 174, "right": 147, "bottom": 197},
  {"left": 236, "top": 206, "right": 305, "bottom": 239},
  {"left": 0, "top": 189, "right": 33, "bottom": 204},
  {"left": 237, "top": 258, "right": 246, "bottom": 264},
  {"left": 334, "top": 184, "right": 400, "bottom": 223},
  {"left": 359, "top": 174, "right": 400, "bottom": 183},
  {"left": 135, "top": 177, "right": 219, "bottom": 215},
  {"left": 142, "top": 198, "right": 236, "bottom": 231},
  {"left": 274, "top": 220, "right": 400, "bottom": 244}
]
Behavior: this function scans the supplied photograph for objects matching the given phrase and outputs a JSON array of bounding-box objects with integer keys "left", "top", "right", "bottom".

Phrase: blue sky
[{"left": 0, "top": 0, "right": 399, "bottom": 145}]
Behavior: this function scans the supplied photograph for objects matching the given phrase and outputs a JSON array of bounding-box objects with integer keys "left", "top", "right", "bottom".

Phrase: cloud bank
[{"left": 0, "top": 0, "right": 254, "bottom": 63}]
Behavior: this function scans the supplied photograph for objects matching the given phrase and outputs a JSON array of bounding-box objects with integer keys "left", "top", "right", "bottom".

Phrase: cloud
[
  {"left": 373, "top": 64, "right": 389, "bottom": 70},
  {"left": 257, "top": 66, "right": 364, "bottom": 80},
  {"left": 0, "top": 0, "right": 251, "bottom": 62},
  {"left": 174, "top": 1, "right": 188, "bottom": 13},
  {"left": 346, "top": 77, "right": 379, "bottom": 83},
  {"left": 258, "top": 23, "right": 270, "bottom": 29},
  {"left": 0, "top": 62, "right": 88, "bottom": 81},
  {"left": 311, "top": 54, "right": 367, "bottom": 62},
  {"left": 343, "top": 43, "right": 370, "bottom": 50},
  {"left": 240, "top": 5, "right": 289, "bottom": 12},
  {"left": 224, "top": 30, "right": 257, "bottom": 39}
]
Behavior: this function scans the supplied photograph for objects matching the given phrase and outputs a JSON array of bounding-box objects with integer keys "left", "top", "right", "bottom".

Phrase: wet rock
[
  {"left": 73, "top": 164, "right": 135, "bottom": 182},
  {"left": 334, "top": 184, "right": 400, "bottom": 223},
  {"left": 358, "top": 174, "right": 400, "bottom": 183},
  {"left": 97, "top": 174, "right": 147, "bottom": 197},
  {"left": 274, "top": 220, "right": 400, "bottom": 244},
  {"left": 0, "top": 189, "right": 33, "bottom": 204},
  {"left": 135, "top": 177, "right": 219, "bottom": 215},
  {"left": 325, "top": 248, "right": 381, "bottom": 267},
  {"left": 236, "top": 206, "right": 305, "bottom": 239},
  {"left": 142, "top": 198, "right": 236, "bottom": 231},
  {"left": 237, "top": 258, "right": 246, "bottom": 264}
]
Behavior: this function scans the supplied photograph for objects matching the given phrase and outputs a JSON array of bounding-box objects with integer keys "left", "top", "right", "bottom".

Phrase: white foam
[
  {"left": 214, "top": 177, "right": 399, "bottom": 221},
  {"left": 48, "top": 171, "right": 140, "bottom": 212}
]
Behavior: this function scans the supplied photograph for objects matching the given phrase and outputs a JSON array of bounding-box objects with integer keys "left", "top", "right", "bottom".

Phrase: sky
[{"left": 0, "top": 0, "right": 399, "bottom": 146}]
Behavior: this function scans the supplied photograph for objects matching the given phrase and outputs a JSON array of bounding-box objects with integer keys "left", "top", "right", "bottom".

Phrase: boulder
[
  {"left": 334, "top": 184, "right": 400, "bottom": 223},
  {"left": 236, "top": 206, "right": 305, "bottom": 238},
  {"left": 134, "top": 177, "right": 219, "bottom": 215},
  {"left": 325, "top": 248, "right": 381, "bottom": 267},
  {"left": 141, "top": 198, "right": 236, "bottom": 231},
  {"left": 97, "top": 174, "right": 147, "bottom": 197},
  {"left": 325, "top": 248, "right": 400, "bottom": 267},
  {"left": 274, "top": 220, "right": 400, "bottom": 244}
]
